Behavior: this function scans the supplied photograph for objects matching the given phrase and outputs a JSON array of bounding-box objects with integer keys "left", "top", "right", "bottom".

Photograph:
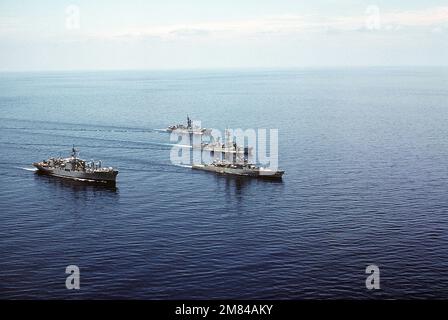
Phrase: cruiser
[
  {"left": 192, "top": 159, "right": 284, "bottom": 180},
  {"left": 167, "top": 116, "right": 211, "bottom": 135},
  {"left": 33, "top": 146, "right": 118, "bottom": 184}
]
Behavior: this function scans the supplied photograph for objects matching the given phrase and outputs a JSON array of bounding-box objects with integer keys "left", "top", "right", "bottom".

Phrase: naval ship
[
  {"left": 167, "top": 116, "right": 211, "bottom": 135},
  {"left": 33, "top": 146, "right": 118, "bottom": 184},
  {"left": 192, "top": 159, "right": 284, "bottom": 180},
  {"left": 201, "top": 130, "right": 253, "bottom": 155},
  {"left": 201, "top": 141, "right": 252, "bottom": 155}
]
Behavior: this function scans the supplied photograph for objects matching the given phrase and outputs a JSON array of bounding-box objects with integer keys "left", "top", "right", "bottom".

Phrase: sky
[{"left": 0, "top": 0, "right": 447, "bottom": 71}]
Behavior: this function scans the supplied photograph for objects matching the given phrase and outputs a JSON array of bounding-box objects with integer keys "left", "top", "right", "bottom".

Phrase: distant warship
[
  {"left": 167, "top": 116, "right": 211, "bottom": 135},
  {"left": 192, "top": 159, "right": 284, "bottom": 180},
  {"left": 201, "top": 141, "right": 252, "bottom": 154},
  {"left": 201, "top": 129, "right": 253, "bottom": 155},
  {"left": 33, "top": 146, "right": 118, "bottom": 184}
]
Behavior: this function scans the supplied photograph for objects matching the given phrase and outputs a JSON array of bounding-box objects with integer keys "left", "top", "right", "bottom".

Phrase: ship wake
[
  {"left": 16, "top": 166, "right": 37, "bottom": 172},
  {"left": 173, "top": 164, "right": 193, "bottom": 168}
]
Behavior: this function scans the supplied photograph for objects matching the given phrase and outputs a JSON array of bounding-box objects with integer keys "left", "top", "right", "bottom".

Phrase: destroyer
[
  {"left": 33, "top": 146, "right": 118, "bottom": 184},
  {"left": 192, "top": 159, "right": 284, "bottom": 180},
  {"left": 167, "top": 116, "right": 211, "bottom": 135}
]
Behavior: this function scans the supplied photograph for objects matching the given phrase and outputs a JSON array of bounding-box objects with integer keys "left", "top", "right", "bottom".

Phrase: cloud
[
  {"left": 431, "top": 26, "right": 445, "bottom": 34},
  {"left": 169, "top": 28, "right": 210, "bottom": 37},
  {"left": 0, "top": 16, "right": 25, "bottom": 34},
  {"left": 86, "top": 6, "right": 448, "bottom": 42},
  {"left": 383, "top": 6, "right": 448, "bottom": 27},
  {"left": 2, "top": 5, "right": 447, "bottom": 42}
]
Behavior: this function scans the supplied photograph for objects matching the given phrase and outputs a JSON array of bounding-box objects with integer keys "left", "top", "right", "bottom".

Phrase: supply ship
[{"left": 33, "top": 146, "right": 118, "bottom": 184}]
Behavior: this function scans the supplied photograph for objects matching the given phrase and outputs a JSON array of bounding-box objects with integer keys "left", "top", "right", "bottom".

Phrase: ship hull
[
  {"left": 192, "top": 164, "right": 284, "bottom": 180},
  {"left": 33, "top": 164, "right": 118, "bottom": 184}
]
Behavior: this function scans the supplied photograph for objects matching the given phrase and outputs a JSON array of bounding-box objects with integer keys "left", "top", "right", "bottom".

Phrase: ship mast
[
  {"left": 187, "top": 115, "right": 192, "bottom": 129},
  {"left": 71, "top": 145, "right": 78, "bottom": 159}
]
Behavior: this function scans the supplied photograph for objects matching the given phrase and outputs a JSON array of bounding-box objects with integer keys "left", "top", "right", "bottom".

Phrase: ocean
[{"left": 1, "top": 67, "right": 448, "bottom": 299}]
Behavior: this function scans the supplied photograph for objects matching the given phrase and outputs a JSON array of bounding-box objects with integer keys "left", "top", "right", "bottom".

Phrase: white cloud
[
  {"left": 83, "top": 6, "right": 448, "bottom": 41},
  {"left": 0, "top": 16, "right": 24, "bottom": 34},
  {"left": 1, "top": 5, "right": 447, "bottom": 42},
  {"left": 384, "top": 6, "right": 448, "bottom": 27}
]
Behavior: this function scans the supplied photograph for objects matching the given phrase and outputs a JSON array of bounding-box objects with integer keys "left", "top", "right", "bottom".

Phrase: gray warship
[
  {"left": 201, "top": 129, "right": 253, "bottom": 155},
  {"left": 33, "top": 146, "right": 118, "bottom": 184},
  {"left": 192, "top": 159, "right": 284, "bottom": 180},
  {"left": 167, "top": 116, "right": 211, "bottom": 135},
  {"left": 201, "top": 140, "right": 252, "bottom": 155}
]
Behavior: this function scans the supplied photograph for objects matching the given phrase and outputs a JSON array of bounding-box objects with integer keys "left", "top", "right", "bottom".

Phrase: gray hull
[
  {"left": 34, "top": 164, "right": 118, "bottom": 183},
  {"left": 192, "top": 164, "right": 284, "bottom": 179}
]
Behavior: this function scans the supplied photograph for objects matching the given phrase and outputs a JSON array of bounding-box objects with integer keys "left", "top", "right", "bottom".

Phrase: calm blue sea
[{"left": 1, "top": 68, "right": 448, "bottom": 299}]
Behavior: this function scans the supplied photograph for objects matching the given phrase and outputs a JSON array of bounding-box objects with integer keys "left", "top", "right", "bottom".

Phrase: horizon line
[{"left": 1, "top": 65, "right": 448, "bottom": 74}]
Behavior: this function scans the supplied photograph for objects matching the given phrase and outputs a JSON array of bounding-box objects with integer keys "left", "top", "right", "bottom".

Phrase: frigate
[
  {"left": 33, "top": 146, "right": 118, "bottom": 184},
  {"left": 167, "top": 116, "right": 211, "bottom": 135}
]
